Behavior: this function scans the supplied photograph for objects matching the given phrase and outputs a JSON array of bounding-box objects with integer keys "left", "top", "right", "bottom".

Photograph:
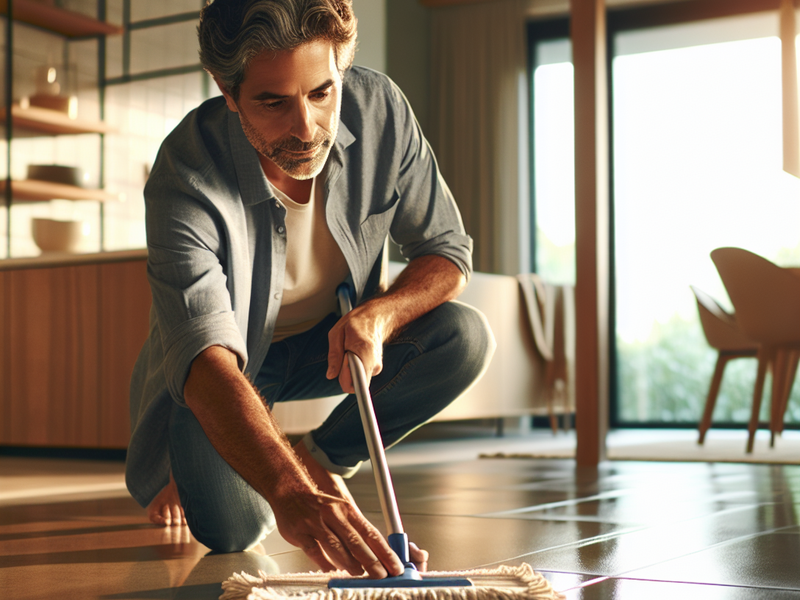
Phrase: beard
[{"left": 239, "top": 111, "right": 338, "bottom": 181}]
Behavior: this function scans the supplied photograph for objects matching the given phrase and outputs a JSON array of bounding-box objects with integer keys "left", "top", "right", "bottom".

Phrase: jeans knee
[
  {"left": 168, "top": 403, "right": 277, "bottom": 553},
  {"left": 437, "top": 301, "right": 496, "bottom": 382},
  {"left": 186, "top": 507, "right": 275, "bottom": 553}
]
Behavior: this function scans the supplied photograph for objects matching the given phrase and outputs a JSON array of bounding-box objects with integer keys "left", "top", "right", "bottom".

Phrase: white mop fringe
[{"left": 220, "top": 563, "right": 565, "bottom": 600}]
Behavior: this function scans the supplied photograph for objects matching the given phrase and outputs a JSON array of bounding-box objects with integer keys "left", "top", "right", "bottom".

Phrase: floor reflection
[{"left": 3, "top": 434, "right": 800, "bottom": 598}]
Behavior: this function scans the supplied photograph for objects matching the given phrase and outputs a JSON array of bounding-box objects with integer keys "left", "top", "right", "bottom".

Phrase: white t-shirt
[{"left": 271, "top": 172, "right": 349, "bottom": 342}]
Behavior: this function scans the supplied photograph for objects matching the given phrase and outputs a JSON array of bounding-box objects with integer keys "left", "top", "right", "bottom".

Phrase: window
[
  {"left": 529, "top": 22, "right": 575, "bottom": 286},
  {"left": 612, "top": 11, "right": 800, "bottom": 425},
  {"left": 528, "top": 8, "right": 800, "bottom": 427}
]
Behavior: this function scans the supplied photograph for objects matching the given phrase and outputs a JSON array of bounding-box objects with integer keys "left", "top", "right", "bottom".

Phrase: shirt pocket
[{"left": 359, "top": 188, "right": 400, "bottom": 257}]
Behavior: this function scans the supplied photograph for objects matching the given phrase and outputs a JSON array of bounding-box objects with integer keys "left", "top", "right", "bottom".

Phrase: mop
[{"left": 220, "top": 285, "right": 564, "bottom": 600}]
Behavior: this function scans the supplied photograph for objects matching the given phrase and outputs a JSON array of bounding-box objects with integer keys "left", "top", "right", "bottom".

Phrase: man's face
[{"left": 222, "top": 40, "right": 342, "bottom": 181}]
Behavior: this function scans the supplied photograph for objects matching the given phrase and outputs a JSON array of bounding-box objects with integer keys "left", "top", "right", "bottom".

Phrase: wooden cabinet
[{"left": 0, "top": 254, "right": 149, "bottom": 448}]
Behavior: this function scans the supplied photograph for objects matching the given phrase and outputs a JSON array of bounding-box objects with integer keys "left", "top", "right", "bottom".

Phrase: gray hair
[{"left": 198, "top": 0, "right": 357, "bottom": 100}]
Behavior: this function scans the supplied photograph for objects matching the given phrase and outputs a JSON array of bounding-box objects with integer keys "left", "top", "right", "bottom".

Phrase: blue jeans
[{"left": 168, "top": 301, "right": 495, "bottom": 552}]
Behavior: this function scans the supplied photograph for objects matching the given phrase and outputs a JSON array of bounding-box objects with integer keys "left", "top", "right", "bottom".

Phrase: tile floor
[{"left": 2, "top": 426, "right": 800, "bottom": 599}]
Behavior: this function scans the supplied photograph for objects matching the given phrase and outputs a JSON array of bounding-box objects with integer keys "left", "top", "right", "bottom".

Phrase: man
[{"left": 126, "top": 0, "right": 494, "bottom": 580}]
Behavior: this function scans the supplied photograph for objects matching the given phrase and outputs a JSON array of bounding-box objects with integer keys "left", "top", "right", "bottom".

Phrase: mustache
[{"left": 275, "top": 132, "right": 330, "bottom": 153}]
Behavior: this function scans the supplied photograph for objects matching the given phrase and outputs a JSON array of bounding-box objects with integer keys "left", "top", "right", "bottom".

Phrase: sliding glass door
[
  {"left": 529, "top": 9, "right": 800, "bottom": 427},
  {"left": 612, "top": 11, "right": 800, "bottom": 426},
  {"left": 530, "top": 24, "right": 575, "bottom": 286}
]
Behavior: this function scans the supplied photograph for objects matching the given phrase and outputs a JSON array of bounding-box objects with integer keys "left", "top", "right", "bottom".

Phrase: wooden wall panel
[
  {"left": 98, "top": 259, "right": 150, "bottom": 448},
  {"left": 50, "top": 264, "right": 100, "bottom": 447},
  {"left": 0, "top": 257, "right": 149, "bottom": 449},
  {"left": 3, "top": 265, "right": 102, "bottom": 446},
  {"left": 7, "top": 268, "right": 55, "bottom": 445},
  {"left": 67, "top": 264, "right": 102, "bottom": 446}
]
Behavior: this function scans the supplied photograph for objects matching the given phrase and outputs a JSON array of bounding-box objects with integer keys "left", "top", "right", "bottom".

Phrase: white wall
[
  {"left": 351, "top": 0, "right": 387, "bottom": 73},
  {"left": 386, "top": 0, "right": 431, "bottom": 133}
]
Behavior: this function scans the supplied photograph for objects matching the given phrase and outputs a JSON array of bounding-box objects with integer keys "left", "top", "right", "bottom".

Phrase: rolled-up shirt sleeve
[
  {"left": 386, "top": 81, "right": 473, "bottom": 281},
  {"left": 145, "top": 177, "right": 248, "bottom": 406}
]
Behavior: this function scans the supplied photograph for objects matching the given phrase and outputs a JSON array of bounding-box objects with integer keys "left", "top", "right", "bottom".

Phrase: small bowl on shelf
[
  {"left": 26, "top": 164, "right": 87, "bottom": 187},
  {"left": 26, "top": 94, "right": 79, "bottom": 119},
  {"left": 32, "top": 218, "right": 88, "bottom": 254}
]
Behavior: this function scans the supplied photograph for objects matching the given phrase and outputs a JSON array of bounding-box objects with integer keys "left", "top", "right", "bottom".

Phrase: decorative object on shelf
[
  {"left": 31, "top": 217, "right": 89, "bottom": 253},
  {"left": 34, "top": 64, "right": 61, "bottom": 95},
  {"left": 25, "top": 94, "right": 77, "bottom": 119},
  {"left": 26, "top": 164, "right": 87, "bottom": 187},
  {"left": 23, "top": 64, "right": 78, "bottom": 119}
]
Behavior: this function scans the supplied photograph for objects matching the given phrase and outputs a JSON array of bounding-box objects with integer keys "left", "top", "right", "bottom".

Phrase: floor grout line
[{"left": 609, "top": 522, "right": 800, "bottom": 582}]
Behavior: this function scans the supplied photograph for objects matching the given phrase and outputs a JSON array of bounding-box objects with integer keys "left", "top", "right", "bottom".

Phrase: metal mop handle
[
  {"left": 328, "top": 284, "right": 474, "bottom": 588},
  {"left": 336, "top": 284, "right": 404, "bottom": 537}
]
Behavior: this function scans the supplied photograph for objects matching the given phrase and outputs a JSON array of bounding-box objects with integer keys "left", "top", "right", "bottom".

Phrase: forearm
[
  {"left": 364, "top": 254, "right": 466, "bottom": 340},
  {"left": 183, "top": 346, "right": 315, "bottom": 504}
]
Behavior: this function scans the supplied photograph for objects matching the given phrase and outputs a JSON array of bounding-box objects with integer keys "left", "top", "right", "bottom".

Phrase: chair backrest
[
  {"left": 711, "top": 247, "right": 800, "bottom": 344},
  {"left": 690, "top": 285, "right": 756, "bottom": 351}
]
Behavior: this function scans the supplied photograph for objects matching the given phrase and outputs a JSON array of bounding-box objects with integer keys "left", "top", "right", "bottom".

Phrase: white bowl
[{"left": 32, "top": 218, "right": 88, "bottom": 253}]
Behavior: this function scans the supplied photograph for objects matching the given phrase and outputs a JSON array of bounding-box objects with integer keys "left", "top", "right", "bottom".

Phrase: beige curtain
[{"left": 430, "top": 0, "right": 529, "bottom": 275}]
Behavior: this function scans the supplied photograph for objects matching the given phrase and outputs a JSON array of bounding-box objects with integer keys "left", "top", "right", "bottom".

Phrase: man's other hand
[{"left": 326, "top": 302, "right": 391, "bottom": 394}]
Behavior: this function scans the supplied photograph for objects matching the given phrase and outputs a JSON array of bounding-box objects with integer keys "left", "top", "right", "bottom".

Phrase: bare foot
[{"left": 147, "top": 470, "right": 187, "bottom": 527}]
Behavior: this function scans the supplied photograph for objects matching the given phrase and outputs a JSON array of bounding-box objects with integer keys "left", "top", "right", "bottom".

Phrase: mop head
[{"left": 220, "top": 563, "right": 564, "bottom": 600}]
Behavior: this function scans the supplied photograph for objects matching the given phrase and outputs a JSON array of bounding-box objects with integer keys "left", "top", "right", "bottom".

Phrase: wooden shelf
[
  {"left": 0, "top": 178, "right": 118, "bottom": 202},
  {"left": 0, "top": 0, "right": 123, "bottom": 37},
  {"left": 0, "top": 104, "right": 115, "bottom": 136}
]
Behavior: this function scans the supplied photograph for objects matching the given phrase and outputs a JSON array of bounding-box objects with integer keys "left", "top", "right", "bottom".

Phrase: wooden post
[
  {"left": 571, "top": 0, "right": 610, "bottom": 466},
  {"left": 781, "top": 0, "right": 800, "bottom": 178}
]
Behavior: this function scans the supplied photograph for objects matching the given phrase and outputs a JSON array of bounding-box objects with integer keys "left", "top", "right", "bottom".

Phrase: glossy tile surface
[
  {"left": 2, "top": 429, "right": 800, "bottom": 599},
  {"left": 561, "top": 578, "right": 800, "bottom": 599}
]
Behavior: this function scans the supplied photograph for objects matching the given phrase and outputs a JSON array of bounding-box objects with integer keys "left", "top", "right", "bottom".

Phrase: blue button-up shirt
[{"left": 126, "top": 67, "right": 473, "bottom": 507}]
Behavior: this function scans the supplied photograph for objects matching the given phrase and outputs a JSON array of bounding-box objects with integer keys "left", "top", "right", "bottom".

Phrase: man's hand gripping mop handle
[{"left": 328, "top": 284, "right": 472, "bottom": 589}]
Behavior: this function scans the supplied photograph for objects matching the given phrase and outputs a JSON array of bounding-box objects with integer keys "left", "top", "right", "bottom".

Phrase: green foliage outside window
[{"left": 616, "top": 315, "right": 800, "bottom": 426}]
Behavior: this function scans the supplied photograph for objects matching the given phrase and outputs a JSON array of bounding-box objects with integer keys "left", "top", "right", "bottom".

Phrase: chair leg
[
  {"left": 748, "top": 347, "right": 771, "bottom": 454},
  {"left": 770, "top": 351, "right": 787, "bottom": 448},
  {"left": 698, "top": 354, "right": 728, "bottom": 445},
  {"left": 774, "top": 350, "right": 800, "bottom": 439}
]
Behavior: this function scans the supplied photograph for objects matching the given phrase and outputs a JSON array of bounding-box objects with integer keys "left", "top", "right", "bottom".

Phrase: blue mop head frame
[{"left": 327, "top": 533, "right": 473, "bottom": 589}]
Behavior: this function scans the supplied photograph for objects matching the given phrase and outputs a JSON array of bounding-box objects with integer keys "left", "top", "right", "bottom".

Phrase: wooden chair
[
  {"left": 711, "top": 247, "right": 800, "bottom": 452},
  {"left": 691, "top": 285, "right": 758, "bottom": 445}
]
